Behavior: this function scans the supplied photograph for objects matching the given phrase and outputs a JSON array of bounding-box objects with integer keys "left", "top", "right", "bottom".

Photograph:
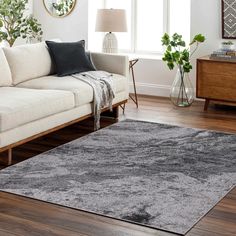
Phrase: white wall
[
  {"left": 33, "top": 0, "right": 88, "bottom": 43},
  {"left": 130, "top": 57, "right": 175, "bottom": 97},
  {"left": 33, "top": 0, "right": 232, "bottom": 97},
  {"left": 28, "top": 0, "right": 33, "bottom": 15},
  {"left": 191, "top": 0, "right": 224, "bottom": 59}
]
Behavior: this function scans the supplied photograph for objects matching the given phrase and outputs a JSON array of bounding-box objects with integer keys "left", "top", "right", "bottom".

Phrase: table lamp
[{"left": 95, "top": 9, "right": 127, "bottom": 53}]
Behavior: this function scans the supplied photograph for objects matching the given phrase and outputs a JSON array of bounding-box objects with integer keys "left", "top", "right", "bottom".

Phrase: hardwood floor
[
  {"left": 124, "top": 96, "right": 236, "bottom": 134},
  {"left": 186, "top": 188, "right": 236, "bottom": 236},
  {"left": 0, "top": 96, "right": 235, "bottom": 236},
  {"left": 0, "top": 192, "right": 175, "bottom": 236}
]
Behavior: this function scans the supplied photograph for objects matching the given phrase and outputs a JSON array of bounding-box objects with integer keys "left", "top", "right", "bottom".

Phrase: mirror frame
[{"left": 43, "top": 0, "right": 77, "bottom": 18}]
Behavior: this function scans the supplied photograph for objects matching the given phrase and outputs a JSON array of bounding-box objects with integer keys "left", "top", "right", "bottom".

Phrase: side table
[{"left": 121, "top": 58, "right": 139, "bottom": 112}]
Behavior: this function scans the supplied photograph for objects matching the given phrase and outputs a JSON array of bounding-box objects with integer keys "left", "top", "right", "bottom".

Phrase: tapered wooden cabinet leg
[
  {"left": 204, "top": 99, "right": 210, "bottom": 111},
  {"left": 8, "top": 149, "right": 12, "bottom": 166}
]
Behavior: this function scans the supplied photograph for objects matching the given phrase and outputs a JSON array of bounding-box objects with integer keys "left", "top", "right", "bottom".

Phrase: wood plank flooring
[
  {"left": 0, "top": 96, "right": 236, "bottom": 236},
  {"left": 0, "top": 191, "right": 176, "bottom": 236},
  {"left": 186, "top": 187, "right": 236, "bottom": 236}
]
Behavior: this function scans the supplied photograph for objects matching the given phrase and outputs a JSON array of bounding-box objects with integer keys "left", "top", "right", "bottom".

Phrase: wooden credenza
[{"left": 197, "top": 56, "right": 236, "bottom": 110}]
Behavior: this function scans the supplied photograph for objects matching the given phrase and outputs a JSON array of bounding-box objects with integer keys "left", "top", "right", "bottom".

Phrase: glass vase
[{"left": 170, "top": 66, "right": 194, "bottom": 107}]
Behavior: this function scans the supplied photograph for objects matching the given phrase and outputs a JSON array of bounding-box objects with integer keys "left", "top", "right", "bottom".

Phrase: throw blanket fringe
[{"left": 72, "top": 71, "right": 115, "bottom": 130}]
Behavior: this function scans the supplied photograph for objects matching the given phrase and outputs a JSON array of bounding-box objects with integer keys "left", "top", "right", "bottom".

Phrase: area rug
[{"left": 0, "top": 120, "right": 236, "bottom": 235}]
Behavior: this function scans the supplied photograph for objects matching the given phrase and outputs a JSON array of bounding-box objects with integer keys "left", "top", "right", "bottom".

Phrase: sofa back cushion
[
  {"left": 0, "top": 48, "right": 12, "bottom": 86},
  {"left": 3, "top": 42, "right": 54, "bottom": 85}
]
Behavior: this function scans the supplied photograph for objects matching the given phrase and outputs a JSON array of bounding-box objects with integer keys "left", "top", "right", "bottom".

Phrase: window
[
  {"left": 169, "top": 0, "right": 191, "bottom": 45},
  {"left": 88, "top": 0, "right": 191, "bottom": 54},
  {"left": 136, "top": 0, "right": 164, "bottom": 52}
]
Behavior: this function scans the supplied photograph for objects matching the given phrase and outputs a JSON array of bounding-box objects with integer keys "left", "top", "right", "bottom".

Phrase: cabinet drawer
[
  {"left": 197, "top": 59, "right": 236, "bottom": 102},
  {"left": 199, "top": 60, "right": 236, "bottom": 77}
]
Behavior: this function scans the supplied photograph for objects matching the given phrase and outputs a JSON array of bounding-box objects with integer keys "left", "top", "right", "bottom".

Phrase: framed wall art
[{"left": 222, "top": 0, "right": 236, "bottom": 39}]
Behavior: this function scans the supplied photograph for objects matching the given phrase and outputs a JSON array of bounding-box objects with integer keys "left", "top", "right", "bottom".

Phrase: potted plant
[
  {"left": 221, "top": 41, "right": 234, "bottom": 51},
  {"left": 162, "top": 33, "right": 205, "bottom": 107},
  {"left": 0, "top": 0, "right": 43, "bottom": 47}
]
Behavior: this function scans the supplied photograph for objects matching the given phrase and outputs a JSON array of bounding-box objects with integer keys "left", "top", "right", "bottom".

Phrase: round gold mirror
[{"left": 43, "top": 0, "right": 76, "bottom": 18}]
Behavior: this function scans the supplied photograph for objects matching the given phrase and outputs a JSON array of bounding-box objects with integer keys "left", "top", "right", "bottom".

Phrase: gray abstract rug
[{"left": 0, "top": 120, "right": 236, "bottom": 235}]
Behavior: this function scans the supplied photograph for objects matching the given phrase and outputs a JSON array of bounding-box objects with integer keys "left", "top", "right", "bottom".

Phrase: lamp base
[{"left": 102, "top": 32, "right": 118, "bottom": 53}]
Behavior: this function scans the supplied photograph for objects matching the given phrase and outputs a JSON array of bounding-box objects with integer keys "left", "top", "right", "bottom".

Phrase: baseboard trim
[
  {"left": 129, "top": 82, "right": 200, "bottom": 99},
  {"left": 129, "top": 82, "right": 171, "bottom": 97}
]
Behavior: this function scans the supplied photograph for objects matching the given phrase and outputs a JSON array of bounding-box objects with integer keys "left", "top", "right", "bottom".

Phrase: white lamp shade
[{"left": 95, "top": 9, "right": 127, "bottom": 32}]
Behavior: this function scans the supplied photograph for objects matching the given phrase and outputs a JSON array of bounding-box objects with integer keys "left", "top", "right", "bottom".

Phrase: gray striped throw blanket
[{"left": 72, "top": 71, "right": 115, "bottom": 130}]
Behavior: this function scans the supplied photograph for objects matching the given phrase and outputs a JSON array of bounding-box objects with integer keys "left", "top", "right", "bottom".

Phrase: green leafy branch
[
  {"left": 162, "top": 33, "right": 205, "bottom": 73},
  {"left": 0, "top": 0, "right": 43, "bottom": 47}
]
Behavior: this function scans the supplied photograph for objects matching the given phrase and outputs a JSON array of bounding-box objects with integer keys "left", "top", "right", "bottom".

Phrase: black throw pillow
[{"left": 46, "top": 40, "right": 96, "bottom": 77}]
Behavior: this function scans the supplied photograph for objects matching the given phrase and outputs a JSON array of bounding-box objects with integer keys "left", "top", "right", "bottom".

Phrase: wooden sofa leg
[
  {"left": 101, "top": 106, "right": 120, "bottom": 120},
  {"left": 8, "top": 149, "right": 12, "bottom": 166},
  {"left": 113, "top": 106, "right": 119, "bottom": 119}
]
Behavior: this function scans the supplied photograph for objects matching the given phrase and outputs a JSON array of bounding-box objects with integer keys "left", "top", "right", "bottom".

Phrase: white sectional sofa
[{"left": 0, "top": 42, "right": 129, "bottom": 165}]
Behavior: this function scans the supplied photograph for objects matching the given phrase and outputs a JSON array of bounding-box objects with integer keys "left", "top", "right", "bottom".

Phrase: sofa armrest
[{"left": 91, "top": 52, "right": 129, "bottom": 78}]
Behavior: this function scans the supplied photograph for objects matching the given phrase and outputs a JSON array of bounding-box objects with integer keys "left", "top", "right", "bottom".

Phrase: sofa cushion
[
  {"left": 3, "top": 42, "right": 54, "bottom": 85},
  {"left": 0, "top": 87, "right": 75, "bottom": 132},
  {"left": 0, "top": 48, "right": 12, "bottom": 86},
  {"left": 17, "top": 76, "right": 93, "bottom": 107},
  {"left": 17, "top": 74, "right": 128, "bottom": 106}
]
